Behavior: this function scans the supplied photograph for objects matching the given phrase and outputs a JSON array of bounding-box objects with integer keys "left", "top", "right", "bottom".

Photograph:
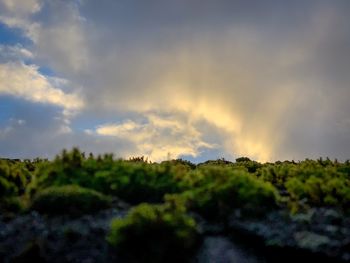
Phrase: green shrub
[
  {"left": 0, "top": 160, "right": 32, "bottom": 197},
  {"left": 234, "top": 157, "right": 262, "bottom": 173},
  {"left": 0, "top": 160, "right": 34, "bottom": 213},
  {"left": 178, "top": 165, "right": 246, "bottom": 189},
  {"left": 107, "top": 203, "right": 199, "bottom": 263},
  {"left": 94, "top": 163, "right": 181, "bottom": 204},
  {"left": 0, "top": 176, "right": 17, "bottom": 196},
  {"left": 283, "top": 163, "right": 350, "bottom": 212},
  {"left": 31, "top": 185, "right": 111, "bottom": 216},
  {"left": 34, "top": 149, "right": 183, "bottom": 204},
  {"left": 258, "top": 163, "right": 295, "bottom": 189},
  {"left": 166, "top": 168, "right": 279, "bottom": 220}
]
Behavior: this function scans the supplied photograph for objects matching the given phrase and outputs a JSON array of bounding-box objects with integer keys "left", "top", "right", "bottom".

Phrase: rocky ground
[
  {"left": 0, "top": 209, "right": 127, "bottom": 263},
  {"left": 0, "top": 206, "right": 349, "bottom": 262},
  {"left": 227, "top": 208, "right": 350, "bottom": 262}
]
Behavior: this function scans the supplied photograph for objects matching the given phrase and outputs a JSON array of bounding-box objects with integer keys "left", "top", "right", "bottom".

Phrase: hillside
[{"left": 0, "top": 149, "right": 349, "bottom": 262}]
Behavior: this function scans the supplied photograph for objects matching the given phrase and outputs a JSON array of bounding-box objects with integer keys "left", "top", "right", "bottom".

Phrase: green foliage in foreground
[
  {"left": 32, "top": 149, "right": 189, "bottom": 204},
  {"left": 107, "top": 203, "right": 199, "bottom": 263},
  {"left": 31, "top": 185, "right": 111, "bottom": 216},
  {"left": 166, "top": 167, "right": 278, "bottom": 220},
  {"left": 0, "top": 159, "right": 34, "bottom": 212},
  {"left": 258, "top": 160, "right": 350, "bottom": 213},
  {"left": 0, "top": 149, "right": 350, "bottom": 216}
]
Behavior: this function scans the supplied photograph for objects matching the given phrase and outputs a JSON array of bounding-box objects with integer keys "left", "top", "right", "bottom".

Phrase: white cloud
[
  {"left": 0, "top": 0, "right": 88, "bottom": 73},
  {"left": 0, "top": 0, "right": 42, "bottom": 15},
  {"left": 94, "top": 114, "right": 215, "bottom": 161},
  {"left": 34, "top": 16, "right": 89, "bottom": 73},
  {"left": 0, "top": 15, "right": 40, "bottom": 41},
  {"left": 0, "top": 62, "right": 84, "bottom": 113},
  {"left": 0, "top": 0, "right": 42, "bottom": 40},
  {"left": 0, "top": 44, "right": 34, "bottom": 61}
]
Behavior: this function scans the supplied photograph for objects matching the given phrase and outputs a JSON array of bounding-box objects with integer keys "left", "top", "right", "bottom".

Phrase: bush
[
  {"left": 92, "top": 162, "right": 182, "bottom": 204},
  {"left": 166, "top": 168, "right": 279, "bottom": 220},
  {"left": 234, "top": 157, "right": 262, "bottom": 173},
  {"left": 107, "top": 203, "right": 199, "bottom": 263},
  {"left": 0, "top": 176, "right": 17, "bottom": 196},
  {"left": 0, "top": 160, "right": 32, "bottom": 197},
  {"left": 0, "top": 160, "right": 33, "bottom": 214},
  {"left": 34, "top": 149, "right": 183, "bottom": 204},
  {"left": 286, "top": 174, "right": 350, "bottom": 213},
  {"left": 31, "top": 185, "right": 111, "bottom": 216}
]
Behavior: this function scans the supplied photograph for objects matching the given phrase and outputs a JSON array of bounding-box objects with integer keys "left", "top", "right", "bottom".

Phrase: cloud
[
  {"left": 0, "top": 0, "right": 88, "bottom": 73},
  {"left": 0, "top": 100, "right": 136, "bottom": 159},
  {"left": 75, "top": 1, "right": 350, "bottom": 161},
  {"left": 0, "top": 0, "right": 42, "bottom": 15},
  {"left": 32, "top": 1, "right": 89, "bottom": 73},
  {"left": 0, "top": 62, "right": 84, "bottom": 114},
  {"left": 0, "top": 44, "right": 33, "bottom": 61},
  {"left": 0, "top": 0, "right": 350, "bottom": 161},
  {"left": 0, "top": 0, "right": 41, "bottom": 40},
  {"left": 94, "top": 113, "right": 215, "bottom": 161}
]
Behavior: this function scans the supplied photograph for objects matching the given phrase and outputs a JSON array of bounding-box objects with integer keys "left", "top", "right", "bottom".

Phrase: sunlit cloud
[
  {"left": 94, "top": 113, "right": 215, "bottom": 161},
  {"left": 0, "top": 62, "right": 84, "bottom": 113}
]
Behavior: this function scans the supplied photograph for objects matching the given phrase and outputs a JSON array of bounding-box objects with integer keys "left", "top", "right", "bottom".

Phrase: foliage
[
  {"left": 166, "top": 167, "right": 279, "bottom": 220},
  {"left": 0, "top": 159, "right": 34, "bottom": 212},
  {"left": 0, "top": 159, "right": 31, "bottom": 197},
  {"left": 0, "top": 149, "right": 349, "bottom": 216},
  {"left": 233, "top": 159, "right": 262, "bottom": 173},
  {"left": 32, "top": 148, "right": 184, "bottom": 204},
  {"left": 235, "top": 157, "right": 252, "bottom": 163},
  {"left": 197, "top": 158, "right": 233, "bottom": 167},
  {"left": 30, "top": 185, "right": 111, "bottom": 216},
  {"left": 107, "top": 203, "right": 199, "bottom": 263},
  {"left": 258, "top": 159, "right": 350, "bottom": 213}
]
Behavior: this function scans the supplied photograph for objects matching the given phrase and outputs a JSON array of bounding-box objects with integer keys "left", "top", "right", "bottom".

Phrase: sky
[{"left": 0, "top": 0, "right": 349, "bottom": 162}]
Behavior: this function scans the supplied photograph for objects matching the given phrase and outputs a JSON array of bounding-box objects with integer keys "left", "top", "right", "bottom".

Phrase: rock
[
  {"left": 290, "top": 210, "right": 315, "bottom": 225},
  {"left": 196, "top": 236, "right": 261, "bottom": 263},
  {"left": 294, "top": 231, "right": 330, "bottom": 251},
  {"left": 324, "top": 225, "right": 338, "bottom": 235},
  {"left": 322, "top": 209, "right": 342, "bottom": 225},
  {"left": 0, "top": 207, "right": 127, "bottom": 262}
]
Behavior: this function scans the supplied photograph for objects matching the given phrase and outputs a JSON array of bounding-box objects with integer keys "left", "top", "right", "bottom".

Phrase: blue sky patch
[{"left": 0, "top": 22, "right": 31, "bottom": 46}]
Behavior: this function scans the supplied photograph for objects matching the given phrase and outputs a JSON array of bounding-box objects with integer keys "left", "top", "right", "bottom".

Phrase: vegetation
[
  {"left": 32, "top": 149, "right": 184, "bottom": 204},
  {"left": 0, "top": 159, "right": 33, "bottom": 213},
  {"left": 166, "top": 167, "right": 279, "bottom": 220},
  {"left": 107, "top": 203, "right": 199, "bottom": 262},
  {"left": 1, "top": 149, "right": 349, "bottom": 216},
  {"left": 1, "top": 149, "right": 350, "bottom": 261},
  {"left": 257, "top": 159, "right": 350, "bottom": 213},
  {"left": 30, "top": 185, "right": 112, "bottom": 216}
]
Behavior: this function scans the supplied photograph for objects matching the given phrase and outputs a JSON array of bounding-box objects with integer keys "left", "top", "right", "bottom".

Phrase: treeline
[{"left": 0, "top": 149, "right": 349, "bottom": 262}]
